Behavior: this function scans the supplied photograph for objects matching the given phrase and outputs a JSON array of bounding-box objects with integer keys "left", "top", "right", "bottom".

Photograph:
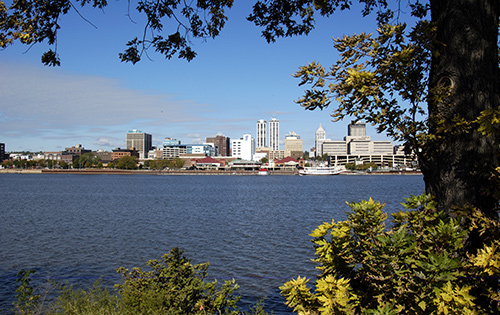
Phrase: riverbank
[{"left": 0, "top": 169, "right": 422, "bottom": 175}]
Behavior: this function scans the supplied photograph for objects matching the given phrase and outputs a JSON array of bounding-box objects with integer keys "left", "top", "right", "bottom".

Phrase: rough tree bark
[{"left": 422, "top": 0, "right": 500, "bottom": 220}]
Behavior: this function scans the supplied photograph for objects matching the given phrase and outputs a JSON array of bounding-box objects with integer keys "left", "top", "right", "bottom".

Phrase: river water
[{"left": 0, "top": 174, "right": 424, "bottom": 313}]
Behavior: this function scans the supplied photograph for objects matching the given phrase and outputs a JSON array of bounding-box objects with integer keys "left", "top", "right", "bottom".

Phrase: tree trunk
[{"left": 422, "top": 0, "right": 500, "bottom": 220}]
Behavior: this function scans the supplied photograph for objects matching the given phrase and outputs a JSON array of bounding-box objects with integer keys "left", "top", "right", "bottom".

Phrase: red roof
[
  {"left": 274, "top": 157, "right": 298, "bottom": 164},
  {"left": 194, "top": 156, "right": 224, "bottom": 164}
]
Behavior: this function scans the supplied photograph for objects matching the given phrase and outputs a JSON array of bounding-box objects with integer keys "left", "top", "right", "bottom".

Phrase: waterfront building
[
  {"left": 147, "top": 148, "right": 162, "bottom": 160},
  {"left": 348, "top": 138, "right": 372, "bottom": 155},
  {"left": 111, "top": 148, "right": 140, "bottom": 160},
  {"left": 315, "top": 124, "right": 326, "bottom": 157},
  {"left": 253, "top": 152, "right": 268, "bottom": 162},
  {"left": 284, "top": 131, "right": 303, "bottom": 159},
  {"left": 94, "top": 151, "right": 112, "bottom": 163},
  {"left": 189, "top": 143, "right": 216, "bottom": 156},
  {"left": 372, "top": 141, "right": 394, "bottom": 154},
  {"left": 254, "top": 147, "right": 270, "bottom": 163},
  {"left": 192, "top": 156, "right": 226, "bottom": 169},
  {"left": 161, "top": 138, "right": 181, "bottom": 158},
  {"left": 255, "top": 147, "right": 270, "bottom": 157},
  {"left": 231, "top": 134, "right": 255, "bottom": 161},
  {"left": 126, "top": 130, "right": 152, "bottom": 159},
  {"left": 256, "top": 119, "right": 267, "bottom": 149},
  {"left": 43, "top": 144, "right": 91, "bottom": 165},
  {"left": 205, "top": 135, "right": 231, "bottom": 156},
  {"left": 0, "top": 143, "right": 4, "bottom": 162},
  {"left": 163, "top": 138, "right": 181, "bottom": 146},
  {"left": 322, "top": 140, "right": 348, "bottom": 155},
  {"left": 162, "top": 146, "right": 185, "bottom": 159},
  {"left": 316, "top": 120, "right": 417, "bottom": 168},
  {"left": 268, "top": 150, "right": 285, "bottom": 161},
  {"left": 269, "top": 118, "right": 280, "bottom": 151},
  {"left": 44, "top": 151, "right": 76, "bottom": 164},
  {"left": 65, "top": 144, "right": 91, "bottom": 156},
  {"left": 274, "top": 156, "right": 300, "bottom": 168},
  {"left": 162, "top": 140, "right": 215, "bottom": 158}
]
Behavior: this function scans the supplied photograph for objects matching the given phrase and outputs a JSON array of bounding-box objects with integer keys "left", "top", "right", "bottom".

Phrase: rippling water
[{"left": 0, "top": 174, "right": 424, "bottom": 313}]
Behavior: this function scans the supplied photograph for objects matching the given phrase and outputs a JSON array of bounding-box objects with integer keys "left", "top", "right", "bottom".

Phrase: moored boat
[
  {"left": 298, "top": 165, "right": 344, "bottom": 176},
  {"left": 257, "top": 168, "right": 270, "bottom": 175}
]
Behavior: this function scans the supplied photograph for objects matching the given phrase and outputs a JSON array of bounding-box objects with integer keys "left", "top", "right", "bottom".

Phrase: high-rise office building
[
  {"left": 256, "top": 119, "right": 267, "bottom": 148},
  {"left": 206, "top": 135, "right": 231, "bottom": 156},
  {"left": 315, "top": 124, "right": 326, "bottom": 157},
  {"left": 269, "top": 118, "right": 279, "bottom": 151},
  {"left": 284, "top": 131, "right": 303, "bottom": 159},
  {"left": 126, "top": 129, "right": 152, "bottom": 159},
  {"left": 348, "top": 121, "right": 366, "bottom": 138}
]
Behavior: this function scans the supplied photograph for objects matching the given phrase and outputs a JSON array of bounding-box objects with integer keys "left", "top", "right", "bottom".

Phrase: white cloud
[
  {"left": 0, "top": 62, "right": 193, "bottom": 128},
  {"left": 93, "top": 137, "right": 120, "bottom": 148},
  {"left": 0, "top": 61, "right": 214, "bottom": 150}
]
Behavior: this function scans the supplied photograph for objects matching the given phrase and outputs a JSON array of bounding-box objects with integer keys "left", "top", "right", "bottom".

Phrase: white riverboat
[{"left": 298, "top": 165, "right": 344, "bottom": 176}]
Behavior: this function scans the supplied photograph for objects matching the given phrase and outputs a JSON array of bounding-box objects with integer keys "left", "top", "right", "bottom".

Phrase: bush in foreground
[
  {"left": 280, "top": 195, "right": 500, "bottom": 314},
  {"left": 11, "top": 248, "right": 267, "bottom": 315}
]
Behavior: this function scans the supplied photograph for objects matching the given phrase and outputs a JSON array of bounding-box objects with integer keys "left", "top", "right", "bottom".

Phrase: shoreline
[{"left": 0, "top": 169, "right": 422, "bottom": 175}]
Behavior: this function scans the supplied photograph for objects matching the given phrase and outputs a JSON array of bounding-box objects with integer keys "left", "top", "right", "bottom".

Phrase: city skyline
[
  {"left": 0, "top": 2, "right": 400, "bottom": 153},
  {"left": 0, "top": 117, "right": 393, "bottom": 154}
]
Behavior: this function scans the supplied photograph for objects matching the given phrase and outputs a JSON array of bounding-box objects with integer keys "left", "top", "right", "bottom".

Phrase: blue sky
[{"left": 0, "top": 1, "right": 407, "bottom": 153}]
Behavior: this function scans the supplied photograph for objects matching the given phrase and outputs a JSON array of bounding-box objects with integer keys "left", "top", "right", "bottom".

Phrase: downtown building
[
  {"left": 126, "top": 130, "right": 152, "bottom": 159},
  {"left": 269, "top": 118, "right": 279, "bottom": 151},
  {"left": 317, "top": 121, "right": 415, "bottom": 168},
  {"left": 44, "top": 144, "right": 92, "bottom": 165},
  {"left": 256, "top": 119, "right": 267, "bottom": 149},
  {"left": 231, "top": 134, "right": 255, "bottom": 161},
  {"left": 315, "top": 124, "right": 326, "bottom": 157},
  {"left": 255, "top": 118, "right": 284, "bottom": 160},
  {"left": 205, "top": 135, "right": 231, "bottom": 157},
  {"left": 0, "top": 143, "right": 5, "bottom": 162},
  {"left": 161, "top": 138, "right": 216, "bottom": 159},
  {"left": 284, "top": 131, "right": 303, "bottom": 160}
]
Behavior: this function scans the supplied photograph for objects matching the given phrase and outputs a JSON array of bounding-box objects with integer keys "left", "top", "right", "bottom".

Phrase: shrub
[
  {"left": 115, "top": 247, "right": 240, "bottom": 314},
  {"left": 13, "top": 248, "right": 246, "bottom": 315},
  {"left": 280, "top": 195, "right": 500, "bottom": 314}
]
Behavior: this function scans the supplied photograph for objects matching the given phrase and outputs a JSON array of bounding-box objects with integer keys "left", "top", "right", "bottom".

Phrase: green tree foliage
[
  {"left": 52, "top": 280, "right": 120, "bottom": 315},
  {"left": 0, "top": 0, "right": 234, "bottom": 66},
  {"left": 112, "top": 155, "right": 138, "bottom": 170},
  {"left": 0, "top": 158, "right": 68, "bottom": 169},
  {"left": 115, "top": 247, "right": 240, "bottom": 314},
  {"left": 12, "top": 248, "right": 251, "bottom": 315},
  {"left": 293, "top": 22, "right": 430, "bottom": 147},
  {"left": 280, "top": 195, "right": 500, "bottom": 314},
  {"left": 73, "top": 153, "right": 101, "bottom": 169},
  {"left": 173, "top": 157, "right": 185, "bottom": 169},
  {"left": 344, "top": 162, "right": 377, "bottom": 171},
  {"left": 250, "top": 0, "right": 500, "bottom": 229},
  {"left": 14, "top": 269, "right": 42, "bottom": 315}
]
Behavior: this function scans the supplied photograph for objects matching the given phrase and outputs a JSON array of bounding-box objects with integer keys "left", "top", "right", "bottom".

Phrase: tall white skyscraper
[
  {"left": 269, "top": 118, "right": 279, "bottom": 151},
  {"left": 256, "top": 119, "right": 267, "bottom": 148},
  {"left": 315, "top": 124, "right": 326, "bottom": 157}
]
